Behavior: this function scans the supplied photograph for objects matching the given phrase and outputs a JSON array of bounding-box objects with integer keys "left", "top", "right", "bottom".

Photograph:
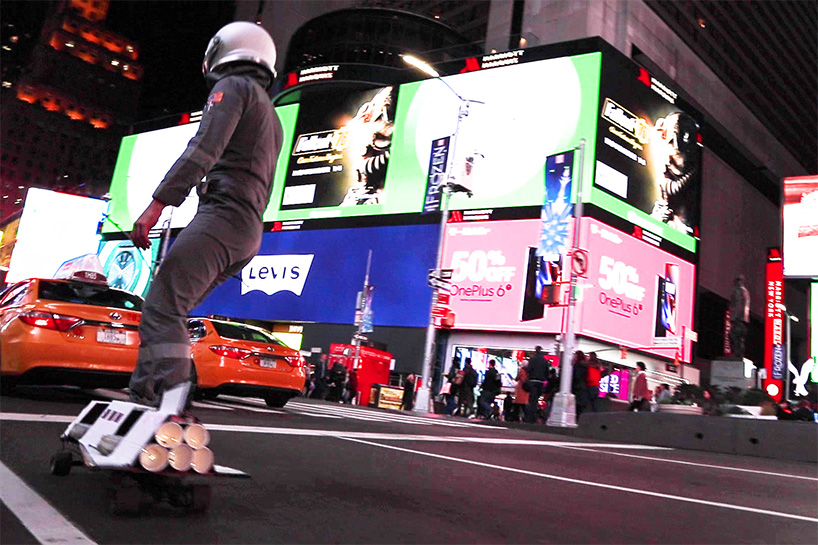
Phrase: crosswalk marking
[{"left": 89, "top": 389, "right": 508, "bottom": 428}]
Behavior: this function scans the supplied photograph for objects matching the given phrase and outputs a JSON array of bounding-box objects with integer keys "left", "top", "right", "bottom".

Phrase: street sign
[
  {"left": 436, "top": 292, "right": 451, "bottom": 305},
  {"left": 430, "top": 306, "right": 449, "bottom": 318},
  {"left": 428, "top": 278, "right": 450, "bottom": 290},
  {"left": 427, "top": 269, "right": 451, "bottom": 290},
  {"left": 572, "top": 248, "right": 589, "bottom": 276},
  {"left": 684, "top": 329, "right": 698, "bottom": 342}
]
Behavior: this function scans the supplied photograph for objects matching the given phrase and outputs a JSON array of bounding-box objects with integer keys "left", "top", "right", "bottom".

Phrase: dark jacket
[
  {"left": 482, "top": 367, "right": 502, "bottom": 394},
  {"left": 152, "top": 71, "right": 283, "bottom": 223},
  {"left": 464, "top": 365, "right": 479, "bottom": 388},
  {"left": 527, "top": 352, "right": 550, "bottom": 381}
]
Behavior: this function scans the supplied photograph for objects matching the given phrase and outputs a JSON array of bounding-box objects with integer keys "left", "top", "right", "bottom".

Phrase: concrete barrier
[{"left": 566, "top": 412, "right": 817, "bottom": 463}]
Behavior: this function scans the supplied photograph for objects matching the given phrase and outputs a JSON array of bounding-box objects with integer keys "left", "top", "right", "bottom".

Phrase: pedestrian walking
[
  {"left": 512, "top": 364, "right": 529, "bottom": 422},
  {"left": 572, "top": 351, "right": 589, "bottom": 415},
  {"left": 128, "top": 22, "right": 282, "bottom": 407},
  {"left": 401, "top": 373, "right": 416, "bottom": 411},
  {"left": 628, "top": 362, "right": 651, "bottom": 411},
  {"left": 477, "top": 359, "right": 502, "bottom": 418},
  {"left": 524, "top": 346, "right": 550, "bottom": 423},
  {"left": 584, "top": 352, "right": 606, "bottom": 412},
  {"left": 458, "top": 359, "right": 478, "bottom": 417}
]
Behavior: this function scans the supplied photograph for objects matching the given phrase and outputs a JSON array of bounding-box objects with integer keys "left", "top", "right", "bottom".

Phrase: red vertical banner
[{"left": 763, "top": 248, "right": 785, "bottom": 401}]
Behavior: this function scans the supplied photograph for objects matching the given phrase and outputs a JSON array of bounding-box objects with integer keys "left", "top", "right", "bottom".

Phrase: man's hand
[{"left": 130, "top": 199, "right": 167, "bottom": 249}]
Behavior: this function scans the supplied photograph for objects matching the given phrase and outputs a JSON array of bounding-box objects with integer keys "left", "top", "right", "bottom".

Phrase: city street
[{"left": 1, "top": 387, "right": 816, "bottom": 544}]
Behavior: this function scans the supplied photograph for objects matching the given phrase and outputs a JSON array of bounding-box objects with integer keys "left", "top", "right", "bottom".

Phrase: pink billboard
[
  {"left": 440, "top": 219, "right": 568, "bottom": 333},
  {"left": 576, "top": 217, "right": 695, "bottom": 362}
]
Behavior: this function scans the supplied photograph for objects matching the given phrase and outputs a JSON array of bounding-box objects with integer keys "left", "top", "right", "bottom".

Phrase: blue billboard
[{"left": 192, "top": 224, "right": 438, "bottom": 327}]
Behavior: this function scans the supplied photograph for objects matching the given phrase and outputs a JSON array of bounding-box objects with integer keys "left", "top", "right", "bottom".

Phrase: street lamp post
[
  {"left": 546, "top": 139, "right": 586, "bottom": 428},
  {"left": 403, "top": 54, "right": 476, "bottom": 413}
]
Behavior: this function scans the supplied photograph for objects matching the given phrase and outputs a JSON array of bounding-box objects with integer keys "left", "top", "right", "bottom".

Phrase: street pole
[
  {"left": 546, "top": 139, "right": 586, "bottom": 428},
  {"left": 415, "top": 98, "right": 473, "bottom": 414},
  {"left": 353, "top": 249, "right": 373, "bottom": 370},
  {"left": 402, "top": 54, "right": 477, "bottom": 414}
]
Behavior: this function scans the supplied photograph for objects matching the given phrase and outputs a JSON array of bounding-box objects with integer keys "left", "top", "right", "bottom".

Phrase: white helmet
[{"left": 202, "top": 21, "right": 277, "bottom": 79}]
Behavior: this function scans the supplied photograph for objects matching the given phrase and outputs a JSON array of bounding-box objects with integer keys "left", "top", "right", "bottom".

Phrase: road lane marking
[
  {"left": 0, "top": 461, "right": 97, "bottom": 545},
  {"left": 1, "top": 413, "right": 74, "bottom": 423},
  {"left": 339, "top": 437, "right": 818, "bottom": 524},
  {"left": 554, "top": 444, "right": 818, "bottom": 482},
  {"left": 204, "top": 400, "right": 286, "bottom": 414},
  {"left": 286, "top": 400, "right": 505, "bottom": 429}
]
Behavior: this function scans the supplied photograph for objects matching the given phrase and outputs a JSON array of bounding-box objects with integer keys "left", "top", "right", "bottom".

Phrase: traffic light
[{"left": 620, "top": 347, "right": 627, "bottom": 360}]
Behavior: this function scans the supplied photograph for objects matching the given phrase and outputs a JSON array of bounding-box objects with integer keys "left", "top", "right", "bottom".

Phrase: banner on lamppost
[
  {"left": 422, "top": 137, "right": 451, "bottom": 215},
  {"left": 360, "top": 284, "right": 375, "bottom": 333}
]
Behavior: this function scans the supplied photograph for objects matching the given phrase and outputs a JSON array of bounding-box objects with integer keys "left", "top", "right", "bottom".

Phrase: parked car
[
  {"left": 187, "top": 317, "right": 307, "bottom": 407},
  {"left": 0, "top": 274, "right": 143, "bottom": 392}
]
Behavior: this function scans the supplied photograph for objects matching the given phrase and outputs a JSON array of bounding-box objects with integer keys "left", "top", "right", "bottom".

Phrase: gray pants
[{"left": 129, "top": 207, "right": 261, "bottom": 405}]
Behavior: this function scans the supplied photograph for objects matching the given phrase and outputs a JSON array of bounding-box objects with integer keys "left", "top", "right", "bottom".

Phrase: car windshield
[
  {"left": 211, "top": 321, "right": 286, "bottom": 346},
  {"left": 38, "top": 280, "right": 143, "bottom": 311}
]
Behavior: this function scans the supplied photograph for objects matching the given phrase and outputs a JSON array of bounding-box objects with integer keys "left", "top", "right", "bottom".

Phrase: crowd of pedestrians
[{"left": 303, "top": 354, "right": 359, "bottom": 404}]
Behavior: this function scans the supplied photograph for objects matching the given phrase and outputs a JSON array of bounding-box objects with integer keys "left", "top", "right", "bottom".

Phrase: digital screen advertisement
[
  {"left": 96, "top": 239, "right": 158, "bottom": 298},
  {"left": 6, "top": 189, "right": 109, "bottom": 284},
  {"left": 280, "top": 86, "right": 396, "bottom": 210},
  {"left": 191, "top": 224, "right": 437, "bottom": 327},
  {"left": 574, "top": 217, "right": 695, "bottom": 362},
  {"left": 103, "top": 104, "right": 300, "bottom": 233},
  {"left": 272, "top": 52, "right": 602, "bottom": 222},
  {"left": 782, "top": 175, "right": 818, "bottom": 278},
  {"left": 598, "top": 368, "right": 630, "bottom": 401},
  {"left": 440, "top": 219, "right": 568, "bottom": 333},
  {"left": 592, "top": 62, "right": 703, "bottom": 254}
]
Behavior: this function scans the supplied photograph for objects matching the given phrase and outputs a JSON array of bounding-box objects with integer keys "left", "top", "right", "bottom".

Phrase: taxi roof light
[{"left": 53, "top": 254, "right": 108, "bottom": 285}]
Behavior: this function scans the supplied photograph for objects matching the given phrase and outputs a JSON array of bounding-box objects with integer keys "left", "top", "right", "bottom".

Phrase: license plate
[
  {"left": 259, "top": 358, "right": 277, "bottom": 369},
  {"left": 96, "top": 329, "right": 127, "bottom": 345}
]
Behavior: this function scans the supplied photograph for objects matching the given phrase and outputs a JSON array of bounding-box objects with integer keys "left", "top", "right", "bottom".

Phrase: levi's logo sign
[{"left": 241, "top": 255, "right": 314, "bottom": 296}]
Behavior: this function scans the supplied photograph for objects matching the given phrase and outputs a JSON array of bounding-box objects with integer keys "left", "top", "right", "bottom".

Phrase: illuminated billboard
[
  {"left": 103, "top": 52, "right": 602, "bottom": 230},
  {"left": 279, "top": 86, "right": 396, "bottom": 210},
  {"left": 440, "top": 219, "right": 567, "bottom": 333},
  {"left": 96, "top": 239, "right": 158, "bottom": 298},
  {"left": 6, "top": 189, "right": 108, "bottom": 284},
  {"left": 102, "top": 104, "right": 299, "bottom": 233},
  {"left": 591, "top": 61, "right": 703, "bottom": 254},
  {"left": 575, "top": 217, "right": 695, "bottom": 363},
  {"left": 273, "top": 52, "right": 602, "bottom": 222},
  {"left": 192, "top": 224, "right": 437, "bottom": 327},
  {"left": 439, "top": 216, "right": 695, "bottom": 360},
  {"left": 782, "top": 175, "right": 818, "bottom": 278}
]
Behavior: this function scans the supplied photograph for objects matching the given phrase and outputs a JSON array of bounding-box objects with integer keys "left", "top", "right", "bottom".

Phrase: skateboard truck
[{"left": 51, "top": 383, "right": 249, "bottom": 515}]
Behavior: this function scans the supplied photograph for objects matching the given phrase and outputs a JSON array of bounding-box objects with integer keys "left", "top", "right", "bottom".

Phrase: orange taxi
[
  {"left": 187, "top": 317, "right": 307, "bottom": 407},
  {"left": 0, "top": 270, "right": 143, "bottom": 392}
]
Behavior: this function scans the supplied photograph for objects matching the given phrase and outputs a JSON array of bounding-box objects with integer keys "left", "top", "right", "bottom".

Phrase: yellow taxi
[
  {"left": 0, "top": 266, "right": 143, "bottom": 392},
  {"left": 187, "top": 317, "right": 307, "bottom": 408}
]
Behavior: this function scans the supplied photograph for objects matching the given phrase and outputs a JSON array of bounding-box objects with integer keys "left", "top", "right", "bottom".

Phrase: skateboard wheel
[
  {"left": 169, "top": 444, "right": 193, "bottom": 472},
  {"left": 50, "top": 452, "right": 72, "bottom": 476},
  {"left": 139, "top": 444, "right": 169, "bottom": 472},
  {"left": 184, "top": 423, "right": 209, "bottom": 449},
  {"left": 155, "top": 421, "right": 184, "bottom": 448},
  {"left": 190, "top": 447, "right": 214, "bottom": 474}
]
